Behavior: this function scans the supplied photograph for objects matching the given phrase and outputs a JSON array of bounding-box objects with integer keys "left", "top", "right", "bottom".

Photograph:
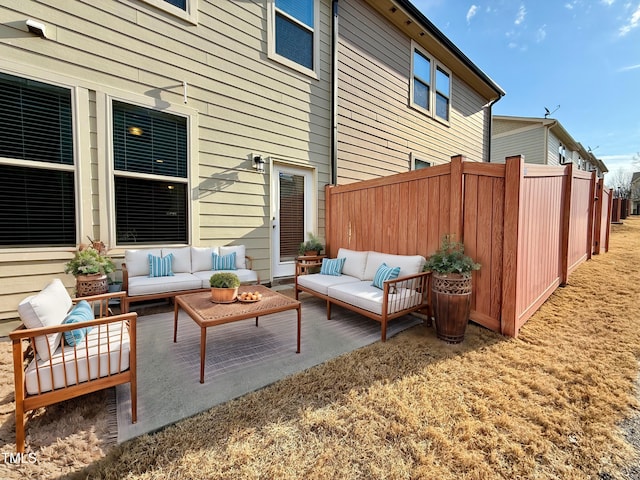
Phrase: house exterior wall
[
  {"left": 336, "top": 0, "right": 492, "bottom": 184},
  {"left": 491, "top": 122, "right": 546, "bottom": 164},
  {"left": 0, "top": 0, "right": 332, "bottom": 319}
]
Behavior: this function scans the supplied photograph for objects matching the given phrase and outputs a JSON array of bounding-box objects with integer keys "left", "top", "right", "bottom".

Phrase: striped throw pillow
[
  {"left": 320, "top": 257, "right": 346, "bottom": 276},
  {"left": 212, "top": 252, "right": 237, "bottom": 270},
  {"left": 148, "top": 253, "right": 174, "bottom": 278},
  {"left": 372, "top": 263, "right": 401, "bottom": 289}
]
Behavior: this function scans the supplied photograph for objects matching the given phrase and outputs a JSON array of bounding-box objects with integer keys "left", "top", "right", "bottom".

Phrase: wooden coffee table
[{"left": 173, "top": 285, "right": 301, "bottom": 383}]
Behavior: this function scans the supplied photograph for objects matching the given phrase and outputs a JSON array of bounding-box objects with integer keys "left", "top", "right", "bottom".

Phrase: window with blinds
[
  {"left": 279, "top": 172, "right": 305, "bottom": 262},
  {"left": 0, "top": 73, "right": 76, "bottom": 247},
  {"left": 112, "top": 101, "right": 188, "bottom": 245}
]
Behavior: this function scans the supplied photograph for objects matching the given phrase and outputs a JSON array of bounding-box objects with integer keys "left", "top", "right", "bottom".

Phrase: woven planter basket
[
  {"left": 431, "top": 273, "right": 472, "bottom": 344},
  {"left": 76, "top": 274, "right": 109, "bottom": 298}
]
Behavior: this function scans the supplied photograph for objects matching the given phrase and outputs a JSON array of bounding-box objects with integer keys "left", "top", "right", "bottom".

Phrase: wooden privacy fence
[{"left": 325, "top": 155, "right": 612, "bottom": 337}]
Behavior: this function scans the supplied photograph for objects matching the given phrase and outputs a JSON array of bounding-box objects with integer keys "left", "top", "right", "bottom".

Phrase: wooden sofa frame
[
  {"left": 10, "top": 291, "right": 137, "bottom": 453},
  {"left": 294, "top": 255, "right": 432, "bottom": 341},
  {"left": 121, "top": 255, "right": 258, "bottom": 311}
]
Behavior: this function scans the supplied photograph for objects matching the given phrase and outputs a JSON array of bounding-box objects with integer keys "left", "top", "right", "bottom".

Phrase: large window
[
  {"left": 112, "top": 101, "right": 188, "bottom": 245},
  {"left": 411, "top": 43, "right": 452, "bottom": 124},
  {"left": 0, "top": 73, "right": 76, "bottom": 248},
  {"left": 271, "top": 0, "right": 318, "bottom": 75}
]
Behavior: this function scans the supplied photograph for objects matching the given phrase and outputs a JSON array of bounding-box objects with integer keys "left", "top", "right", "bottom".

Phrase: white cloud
[
  {"left": 565, "top": 2, "right": 574, "bottom": 9},
  {"left": 619, "top": 63, "right": 640, "bottom": 71},
  {"left": 536, "top": 24, "right": 547, "bottom": 42},
  {"left": 601, "top": 0, "right": 615, "bottom": 5},
  {"left": 619, "top": 3, "right": 640, "bottom": 35},
  {"left": 466, "top": 5, "right": 478, "bottom": 24},
  {"left": 515, "top": 5, "right": 527, "bottom": 25}
]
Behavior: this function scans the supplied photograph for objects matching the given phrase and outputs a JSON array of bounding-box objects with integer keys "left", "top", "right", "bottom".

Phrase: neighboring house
[
  {"left": 491, "top": 115, "right": 608, "bottom": 178},
  {"left": 632, "top": 172, "right": 640, "bottom": 215},
  {"left": 0, "top": 0, "right": 503, "bottom": 319}
]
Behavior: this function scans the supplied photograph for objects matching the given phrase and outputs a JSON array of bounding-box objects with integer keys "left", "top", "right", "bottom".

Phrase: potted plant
[
  {"left": 64, "top": 244, "right": 116, "bottom": 297},
  {"left": 209, "top": 272, "right": 241, "bottom": 303},
  {"left": 298, "top": 232, "right": 324, "bottom": 256},
  {"left": 424, "top": 235, "right": 480, "bottom": 343}
]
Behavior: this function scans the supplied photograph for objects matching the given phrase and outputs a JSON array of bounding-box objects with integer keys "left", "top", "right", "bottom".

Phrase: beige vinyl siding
[
  {"left": 547, "top": 131, "right": 561, "bottom": 166},
  {"left": 336, "top": 0, "right": 491, "bottom": 184},
  {"left": 0, "top": 0, "right": 331, "bottom": 319},
  {"left": 491, "top": 124, "right": 547, "bottom": 164}
]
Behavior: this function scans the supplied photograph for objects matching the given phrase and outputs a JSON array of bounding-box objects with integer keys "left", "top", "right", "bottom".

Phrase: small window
[
  {"left": 435, "top": 67, "right": 450, "bottom": 121},
  {"left": 270, "top": 0, "right": 318, "bottom": 75},
  {"left": 412, "top": 50, "right": 431, "bottom": 111},
  {"left": 410, "top": 42, "right": 452, "bottom": 125},
  {"left": 112, "top": 101, "right": 188, "bottom": 245},
  {"left": 0, "top": 73, "right": 76, "bottom": 247},
  {"left": 410, "top": 153, "right": 432, "bottom": 170},
  {"left": 137, "top": 0, "right": 198, "bottom": 23}
]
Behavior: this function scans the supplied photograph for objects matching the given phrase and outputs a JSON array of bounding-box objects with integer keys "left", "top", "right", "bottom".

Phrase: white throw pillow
[
  {"left": 191, "top": 247, "right": 219, "bottom": 272},
  {"left": 219, "top": 245, "right": 246, "bottom": 269},
  {"left": 125, "top": 249, "right": 161, "bottom": 277},
  {"left": 162, "top": 247, "right": 192, "bottom": 273},
  {"left": 17, "top": 279, "right": 72, "bottom": 361}
]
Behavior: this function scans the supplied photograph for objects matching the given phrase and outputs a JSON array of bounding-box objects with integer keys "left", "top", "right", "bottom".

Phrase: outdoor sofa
[
  {"left": 10, "top": 278, "right": 137, "bottom": 453},
  {"left": 295, "top": 248, "right": 431, "bottom": 341},
  {"left": 122, "top": 245, "right": 259, "bottom": 311}
]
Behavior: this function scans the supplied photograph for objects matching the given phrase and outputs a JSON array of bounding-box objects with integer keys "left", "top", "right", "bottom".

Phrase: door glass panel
[{"left": 279, "top": 172, "right": 305, "bottom": 262}]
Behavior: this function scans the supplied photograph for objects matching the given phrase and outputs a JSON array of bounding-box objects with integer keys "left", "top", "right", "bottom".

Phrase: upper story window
[
  {"left": 410, "top": 41, "right": 452, "bottom": 125},
  {"left": 112, "top": 101, "right": 188, "bottom": 245},
  {"left": 0, "top": 73, "right": 76, "bottom": 248},
  {"left": 269, "top": 0, "right": 319, "bottom": 77},
  {"left": 137, "top": 0, "right": 198, "bottom": 24}
]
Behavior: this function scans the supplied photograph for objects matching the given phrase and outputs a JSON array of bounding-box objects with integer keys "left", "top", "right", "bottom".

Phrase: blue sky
[{"left": 410, "top": 0, "right": 640, "bottom": 175}]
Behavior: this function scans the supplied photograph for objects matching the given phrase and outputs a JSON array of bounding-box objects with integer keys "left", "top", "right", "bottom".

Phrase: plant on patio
[
  {"left": 64, "top": 245, "right": 115, "bottom": 277},
  {"left": 209, "top": 272, "right": 241, "bottom": 288},
  {"left": 424, "top": 235, "right": 480, "bottom": 344},
  {"left": 298, "top": 232, "right": 324, "bottom": 255}
]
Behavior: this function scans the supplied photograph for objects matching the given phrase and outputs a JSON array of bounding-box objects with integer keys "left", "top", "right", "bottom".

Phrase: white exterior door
[{"left": 271, "top": 165, "right": 315, "bottom": 278}]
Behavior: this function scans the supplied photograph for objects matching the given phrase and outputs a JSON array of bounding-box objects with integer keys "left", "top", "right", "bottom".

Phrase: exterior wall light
[{"left": 253, "top": 155, "right": 265, "bottom": 173}]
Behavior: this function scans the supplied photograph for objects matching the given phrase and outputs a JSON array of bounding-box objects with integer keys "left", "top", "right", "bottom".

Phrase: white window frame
[
  {"left": 137, "top": 0, "right": 198, "bottom": 24},
  {"left": 106, "top": 96, "right": 195, "bottom": 248},
  {"left": 410, "top": 41, "right": 451, "bottom": 126},
  {"left": 410, "top": 152, "right": 432, "bottom": 170},
  {"left": 267, "top": 0, "right": 320, "bottom": 79}
]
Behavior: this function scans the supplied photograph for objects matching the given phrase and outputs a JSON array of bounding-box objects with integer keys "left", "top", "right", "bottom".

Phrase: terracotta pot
[
  {"left": 76, "top": 273, "right": 109, "bottom": 298},
  {"left": 210, "top": 287, "right": 238, "bottom": 303},
  {"left": 431, "top": 272, "right": 472, "bottom": 344}
]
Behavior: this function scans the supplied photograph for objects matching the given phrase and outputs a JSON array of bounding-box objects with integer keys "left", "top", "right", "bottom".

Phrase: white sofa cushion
[
  {"left": 25, "top": 321, "right": 130, "bottom": 395},
  {"left": 191, "top": 247, "right": 219, "bottom": 273},
  {"left": 127, "top": 273, "right": 203, "bottom": 297},
  {"left": 18, "top": 279, "right": 72, "bottom": 361},
  {"left": 337, "top": 248, "right": 368, "bottom": 280},
  {"left": 125, "top": 249, "right": 161, "bottom": 277},
  {"left": 327, "top": 281, "right": 423, "bottom": 316},
  {"left": 219, "top": 245, "right": 247, "bottom": 269},
  {"left": 162, "top": 247, "right": 192, "bottom": 274},
  {"left": 297, "top": 273, "right": 360, "bottom": 296},
  {"left": 363, "top": 252, "right": 426, "bottom": 281},
  {"left": 192, "top": 269, "right": 258, "bottom": 288}
]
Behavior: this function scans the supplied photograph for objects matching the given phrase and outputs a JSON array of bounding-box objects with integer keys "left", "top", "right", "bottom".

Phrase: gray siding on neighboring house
[
  {"left": 0, "top": 0, "right": 332, "bottom": 319},
  {"left": 547, "top": 131, "right": 561, "bottom": 166},
  {"left": 336, "top": 0, "right": 491, "bottom": 184},
  {"left": 491, "top": 122, "right": 546, "bottom": 164}
]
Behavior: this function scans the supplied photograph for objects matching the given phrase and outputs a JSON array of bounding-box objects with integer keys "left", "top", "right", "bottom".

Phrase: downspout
[
  {"left": 485, "top": 95, "right": 502, "bottom": 162},
  {"left": 330, "top": 0, "right": 339, "bottom": 185}
]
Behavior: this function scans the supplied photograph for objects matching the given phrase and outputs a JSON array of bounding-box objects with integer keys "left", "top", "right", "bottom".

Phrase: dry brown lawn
[{"left": 2, "top": 218, "right": 640, "bottom": 479}]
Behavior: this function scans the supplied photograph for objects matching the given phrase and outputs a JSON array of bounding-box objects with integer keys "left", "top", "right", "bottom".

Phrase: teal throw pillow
[
  {"left": 372, "top": 263, "right": 401, "bottom": 289},
  {"left": 148, "top": 253, "right": 174, "bottom": 278},
  {"left": 62, "top": 300, "right": 94, "bottom": 347},
  {"left": 320, "top": 257, "right": 346, "bottom": 276},
  {"left": 212, "top": 252, "right": 237, "bottom": 270}
]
